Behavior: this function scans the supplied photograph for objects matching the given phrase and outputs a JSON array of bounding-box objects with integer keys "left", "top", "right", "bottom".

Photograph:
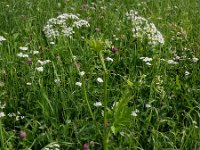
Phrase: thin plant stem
[
  {"left": 68, "top": 46, "right": 95, "bottom": 121},
  {"left": 81, "top": 77, "right": 95, "bottom": 121},
  {"left": 99, "top": 51, "right": 109, "bottom": 150}
]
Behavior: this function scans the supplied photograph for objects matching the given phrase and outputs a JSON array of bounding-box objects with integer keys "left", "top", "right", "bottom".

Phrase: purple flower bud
[
  {"left": 82, "top": 143, "right": 89, "bottom": 150},
  {"left": 111, "top": 47, "right": 118, "bottom": 53},
  {"left": 20, "top": 131, "right": 27, "bottom": 139}
]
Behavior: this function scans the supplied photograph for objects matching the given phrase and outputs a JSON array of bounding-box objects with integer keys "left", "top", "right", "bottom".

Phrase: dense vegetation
[{"left": 0, "top": 0, "right": 199, "bottom": 149}]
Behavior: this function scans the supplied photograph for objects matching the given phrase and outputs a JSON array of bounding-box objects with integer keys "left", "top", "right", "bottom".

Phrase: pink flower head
[
  {"left": 82, "top": 143, "right": 89, "bottom": 150},
  {"left": 20, "top": 131, "right": 27, "bottom": 139},
  {"left": 111, "top": 47, "right": 118, "bottom": 53}
]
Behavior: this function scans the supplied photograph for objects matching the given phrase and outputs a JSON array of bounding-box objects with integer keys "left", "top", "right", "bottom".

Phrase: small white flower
[
  {"left": 33, "top": 51, "right": 39, "bottom": 54},
  {"left": 131, "top": 111, "right": 138, "bottom": 116},
  {"left": 37, "top": 60, "right": 51, "bottom": 65},
  {"left": 97, "top": 77, "right": 103, "bottom": 83},
  {"left": 185, "top": 71, "right": 190, "bottom": 76},
  {"left": 192, "top": 57, "right": 199, "bottom": 62},
  {"left": 135, "top": 109, "right": 139, "bottom": 113},
  {"left": 17, "top": 52, "right": 29, "bottom": 58},
  {"left": 192, "top": 121, "right": 197, "bottom": 124},
  {"left": 0, "top": 112, "right": 6, "bottom": 118},
  {"left": 50, "top": 41, "right": 55, "bottom": 45},
  {"left": 146, "top": 62, "right": 151, "bottom": 66},
  {"left": 145, "top": 104, "right": 151, "bottom": 108},
  {"left": 167, "top": 60, "right": 178, "bottom": 65},
  {"left": 26, "top": 82, "right": 32, "bottom": 85},
  {"left": 79, "top": 71, "right": 85, "bottom": 76},
  {"left": 94, "top": 101, "right": 102, "bottom": 107},
  {"left": 143, "top": 57, "right": 152, "bottom": 62},
  {"left": 0, "top": 36, "right": 6, "bottom": 43},
  {"left": 105, "top": 57, "right": 113, "bottom": 62},
  {"left": 19, "top": 46, "right": 29, "bottom": 51},
  {"left": 36, "top": 66, "right": 44, "bottom": 72},
  {"left": 75, "top": 82, "right": 82, "bottom": 87},
  {"left": 54, "top": 79, "right": 61, "bottom": 84}
]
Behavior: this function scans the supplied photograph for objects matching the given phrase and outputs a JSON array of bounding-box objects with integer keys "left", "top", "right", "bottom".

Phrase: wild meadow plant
[{"left": 0, "top": 0, "right": 200, "bottom": 149}]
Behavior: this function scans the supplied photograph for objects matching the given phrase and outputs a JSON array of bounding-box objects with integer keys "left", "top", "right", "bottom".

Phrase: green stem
[
  {"left": 99, "top": 51, "right": 109, "bottom": 150},
  {"left": 81, "top": 77, "right": 95, "bottom": 121},
  {"left": 68, "top": 47, "right": 94, "bottom": 120}
]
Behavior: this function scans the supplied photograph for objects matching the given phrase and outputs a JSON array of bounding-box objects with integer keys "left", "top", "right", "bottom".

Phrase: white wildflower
[
  {"left": 36, "top": 66, "right": 44, "bottom": 72},
  {"left": 105, "top": 57, "right": 113, "bottom": 62},
  {"left": 192, "top": 121, "right": 197, "bottom": 124},
  {"left": 54, "top": 79, "right": 61, "bottom": 84},
  {"left": 192, "top": 57, "right": 199, "bottom": 62},
  {"left": 0, "top": 112, "right": 5, "bottom": 118},
  {"left": 0, "top": 36, "right": 6, "bottom": 44},
  {"left": 50, "top": 41, "right": 55, "bottom": 45},
  {"left": 73, "top": 20, "right": 90, "bottom": 28},
  {"left": 131, "top": 111, "right": 138, "bottom": 117},
  {"left": 75, "top": 82, "right": 82, "bottom": 87},
  {"left": 94, "top": 101, "right": 102, "bottom": 107},
  {"left": 167, "top": 60, "right": 178, "bottom": 65},
  {"left": 79, "top": 71, "right": 85, "bottom": 76},
  {"left": 131, "top": 109, "right": 139, "bottom": 116},
  {"left": 33, "top": 51, "right": 39, "bottom": 54},
  {"left": 126, "top": 10, "right": 164, "bottom": 46},
  {"left": 146, "top": 62, "right": 151, "bottom": 66},
  {"left": 185, "top": 71, "right": 190, "bottom": 76},
  {"left": 43, "top": 13, "right": 89, "bottom": 40},
  {"left": 19, "top": 46, "right": 29, "bottom": 51},
  {"left": 37, "top": 60, "right": 51, "bottom": 65},
  {"left": 97, "top": 77, "right": 104, "bottom": 83},
  {"left": 17, "top": 52, "right": 29, "bottom": 58},
  {"left": 26, "top": 82, "right": 32, "bottom": 85},
  {"left": 145, "top": 104, "right": 151, "bottom": 108},
  {"left": 140, "top": 57, "right": 152, "bottom": 62}
]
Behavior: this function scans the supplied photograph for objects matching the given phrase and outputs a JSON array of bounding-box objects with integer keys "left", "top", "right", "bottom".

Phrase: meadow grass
[{"left": 0, "top": 0, "right": 200, "bottom": 149}]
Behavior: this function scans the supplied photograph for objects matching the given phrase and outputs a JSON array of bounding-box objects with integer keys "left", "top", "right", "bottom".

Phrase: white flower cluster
[
  {"left": 0, "top": 36, "right": 6, "bottom": 45},
  {"left": 126, "top": 10, "right": 164, "bottom": 46},
  {"left": 140, "top": 57, "right": 152, "bottom": 66},
  {"left": 43, "top": 13, "right": 90, "bottom": 41},
  {"left": 7, "top": 111, "right": 25, "bottom": 121}
]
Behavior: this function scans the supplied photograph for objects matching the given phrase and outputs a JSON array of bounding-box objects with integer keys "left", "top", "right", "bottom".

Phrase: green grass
[{"left": 0, "top": 0, "right": 200, "bottom": 149}]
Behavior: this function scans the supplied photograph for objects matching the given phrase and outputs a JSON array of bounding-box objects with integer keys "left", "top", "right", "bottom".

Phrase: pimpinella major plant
[{"left": 86, "top": 38, "right": 137, "bottom": 150}]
